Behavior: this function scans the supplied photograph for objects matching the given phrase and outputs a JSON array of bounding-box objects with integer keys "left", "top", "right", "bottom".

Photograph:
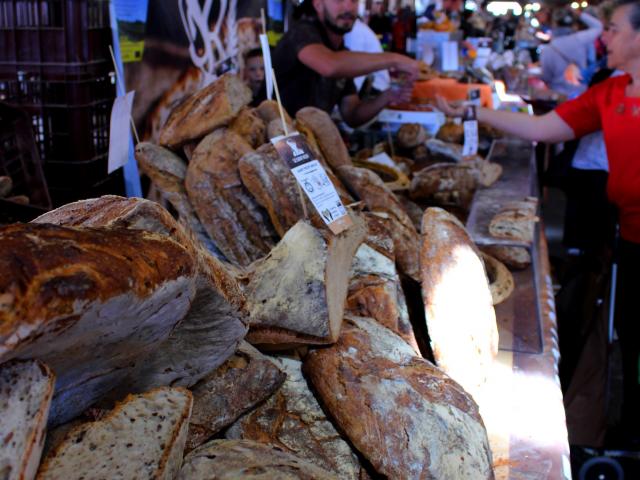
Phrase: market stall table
[{"left": 468, "top": 138, "right": 571, "bottom": 479}]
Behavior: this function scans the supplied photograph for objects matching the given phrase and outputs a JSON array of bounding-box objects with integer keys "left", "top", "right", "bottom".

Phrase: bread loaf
[
  {"left": 226, "top": 356, "right": 365, "bottom": 479},
  {"left": 229, "top": 107, "right": 267, "bottom": 148},
  {"left": 337, "top": 165, "right": 421, "bottom": 281},
  {"left": 481, "top": 245, "right": 532, "bottom": 270},
  {"left": 347, "top": 214, "right": 419, "bottom": 352},
  {"left": 476, "top": 161, "right": 503, "bottom": 187},
  {"left": 0, "top": 223, "right": 197, "bottom": 425},
  {"left": 0, "top": 360, "right": 55, "bottom": 480},
  {"left": 37, "top": 387, "right": 193, "bottom": 480},
  {"left": 255, "top": 99, "right": 293, "bottom": 125},
  {"left": 488, "top": 197, "right": 539, "bottom": 242},
  {"left": 436, "top": 121, "right": 464, "bottom": 144},
  {"left": 186, "top": 342, "right": 286, "bottom": 452},
  {"left": 0, "top": 175, "right": 12, "bottom": 198},
  {"left": 135, "top": 142, "right": 221, "bottom": 257},
  {"left": 179, "top": 439, "right": 339, "bottom": 480},
  {"left": 303, "top": 316, "right": 495, "bottom": 480},
  {"left": 238, "top": 146, "right": 314, "bottom": 236},
  {"left": 159, "top": 73, "right": 252, "bottom": 148},
  {"left": 34, "top": 196, "right": 248, "bottom": 393},
  {"left": 245, "top": 218, "right": 365, "bottom": 347},
  {"left": 420, "top": 207, "right": 498, "bottom": 400},
  {"left": 295, "top": 107, "right": 352, "bottom": 169},
  {"left": 409, "top": 163, "right": 478, "bottom": 208},
  {"left": 397, "top": 123, "right": 428, "bottom": 148},
  {"left": 481, "top": 252, "right": 515, "bottom": 305},
  {"left": 185, "top": 129, "right": 277, "bottom": 266}
]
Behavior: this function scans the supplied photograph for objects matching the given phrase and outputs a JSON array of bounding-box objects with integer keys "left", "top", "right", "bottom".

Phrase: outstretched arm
[
  {"left": 434, "top": 95, "right": 576, "bottom": 143},
  {"left": 298, "top": 44, "right": 420, "bottom": 80}
]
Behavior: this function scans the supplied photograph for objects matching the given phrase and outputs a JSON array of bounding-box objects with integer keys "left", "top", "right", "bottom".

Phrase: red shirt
[{"left": 556, "top": 74, "right": 640, "bottom": 243}]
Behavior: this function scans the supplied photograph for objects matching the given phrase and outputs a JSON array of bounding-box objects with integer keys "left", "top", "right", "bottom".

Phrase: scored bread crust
[
  {"left": 409, "top": 162, "right": 478, "bottom": 207},
  {"left": 337, "top": 165, "right": 421, "bottom": 281},
  {"left": 159, "top": 73, "right": 252, "bottom": 149},
  {"left": 229, "top": 107, "right": 267, "bottom": 148},
  {"left": 295, "top": 107, "right": 353, "bottom": 170}
]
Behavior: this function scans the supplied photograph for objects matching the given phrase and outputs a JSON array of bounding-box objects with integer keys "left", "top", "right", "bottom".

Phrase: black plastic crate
[
  {"left": 0, "top": 61, "right": 114, "bottom": 166},
  {"left": 47, "top": 166, "right": 124, "bottom": 207},
  {"left": 0, "top": 0, "right": 111, "bottom": 65},
  {"left": 0, "top": 102, "right": 52, "bottom": 209},
  {"left": 44, "top": 153, "right": 108, "bottom": 187}
]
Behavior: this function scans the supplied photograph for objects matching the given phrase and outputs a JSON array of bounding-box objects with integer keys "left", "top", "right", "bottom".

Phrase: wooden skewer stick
[
  {"left": 260, "top": 8, "right": 267, "bottom": 35},
  {"left": 108, "top": 45, "right": 140, "bottom": 145},
  {"left": 386, "top": 123, "right": 395, "bottom": 157},
  {"left": 271, "top": 67, "right": 308, "bottom": 219}
]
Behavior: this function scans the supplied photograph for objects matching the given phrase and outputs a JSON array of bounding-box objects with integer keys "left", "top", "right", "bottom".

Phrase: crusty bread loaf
[
  {"left": 481, "top": 245, "right": 532, "bottom": 270},
  {"left": 34, "top": 195, "right": 248, "bottom": 394},
  {"left": 481, "top": 252, "right": 515, "bottom": 305},
  {"left": 420, "top": 208, "right": 498, "bottom": 400},
  {"left": 255, "top": 99, "right": 293, "bottom": 125},
  {"left": 186, "top": 342, "right": 286, "bottom": 452},
  {"left": 185, "top": 129, "right": 277, "bottom": 266},
  {"left": 229, "top": 107, "right": 267, "bottom": 148},
  {"left": 266, "top": 118, "right": 295, "bottom": 140},
  {"left": 179, "top": 439, "right": 339, "bottom": 479},
  {"left": 303, "top": 316, "right": 495, "bottom": 480},
  {"left": 0, "top": 175, "right": 12, "bottom": 198},
  {"left": 436, "top": 121, "right": 464, "bottom": 144},
  {"left": 426, "top": 138, "right": 484, "bottom": 164},
  {"left": 0, "top": 223, "right": 197, "bottom": 425},
  {"left": 295, "top": 107, "right": 352, "bottom": 169},
  {"left": 0, "top": 360, "right": 55, "bottom": 480},
  {"left": 135, "top": 142, "right": 221, "bottom": 256},
  {"left": 37, "top": 387, "right": 193, "bottom": 480},
  {"left": 396, "top": 193, "right": 424, "bottom": 231},
  {"left": 159, "top": 73, "right": 252, "bottom": 149},
  {"left": 226, "top": 356, "right": 364, "bottom": 479},
  {"left": 245, "top": 218, "right": 365, "bottom": 347},
  {"left": 337, "top": 165, "right": 421, "bottom": 281},
  {"left": 476, "top": 161, "right": 503, "bottom": 187},
  {"left": 347, "top": 214, "right": 419, "bottom": 352},
  {"left": 238, "top": 146, "right": 315, "bottom": 236},
  {"left": 489, "top": 197, "right": 539, "bottom": 242},
  {"left": 409, "top": 163, "right": 478, "bottom": 208},
  {"left": 397, "top": 123, "right": 428, "bottom": 148}
]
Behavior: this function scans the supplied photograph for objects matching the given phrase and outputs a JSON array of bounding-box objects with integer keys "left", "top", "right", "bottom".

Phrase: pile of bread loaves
[{"left": 0, "top": 74, "right": 532, "bottom": 479}]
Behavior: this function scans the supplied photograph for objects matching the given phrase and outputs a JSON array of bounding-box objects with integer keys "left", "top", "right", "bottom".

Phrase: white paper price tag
[
  {"left": 259, "top": 34, "right": 273, "bottom": 100},
  {"left": 462, "top": 119, "right": 479, "bottom": 157},
  {"left": 107, "top": 91, "right": 135, "bottom": 174},
  {"left": 271, "top": 132, "right": 352, "bottom": 234}
]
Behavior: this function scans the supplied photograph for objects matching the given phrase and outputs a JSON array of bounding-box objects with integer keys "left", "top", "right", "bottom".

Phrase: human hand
[
  {"left": 384, "top": 84, "right": 414, "bottom": 106},
  {"left": 390, "top": 54, "right": 420, "bottom": 82},
  {"left": 434, "top": 94, "right": 465, "bottom": 118}
]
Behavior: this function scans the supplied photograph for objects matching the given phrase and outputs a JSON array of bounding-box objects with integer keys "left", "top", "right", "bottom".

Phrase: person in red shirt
[{"left": 437, "top": 0, "right": 640, "bottom": 444}]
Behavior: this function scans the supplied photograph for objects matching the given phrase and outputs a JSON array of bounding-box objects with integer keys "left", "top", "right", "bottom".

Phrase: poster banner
[{"left": 113, "top": 0, "right": 149, "bottom": 63}]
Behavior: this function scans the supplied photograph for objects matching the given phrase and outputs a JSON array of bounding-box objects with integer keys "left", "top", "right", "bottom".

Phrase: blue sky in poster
[{"left": 113, "top": 0, "right": 149, "bottom": 23}]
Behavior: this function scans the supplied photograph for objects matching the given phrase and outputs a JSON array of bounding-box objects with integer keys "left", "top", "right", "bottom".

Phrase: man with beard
[{"left": 270, "top": 0, "right": 420, "bottom": 126}]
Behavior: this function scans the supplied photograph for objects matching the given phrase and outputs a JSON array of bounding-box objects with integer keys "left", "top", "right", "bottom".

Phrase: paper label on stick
[
  {"left": 271, "top": 132, "right": 352, "bottom": 234},
  {"left": 107, "top": 91, "right": 135, "bottom": 174},
  {"left": 259, "top": 33, "right": 273, "bottom": 100},
  {"left": 462, "top": 119, "right": 479, "bottom": 157}
]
